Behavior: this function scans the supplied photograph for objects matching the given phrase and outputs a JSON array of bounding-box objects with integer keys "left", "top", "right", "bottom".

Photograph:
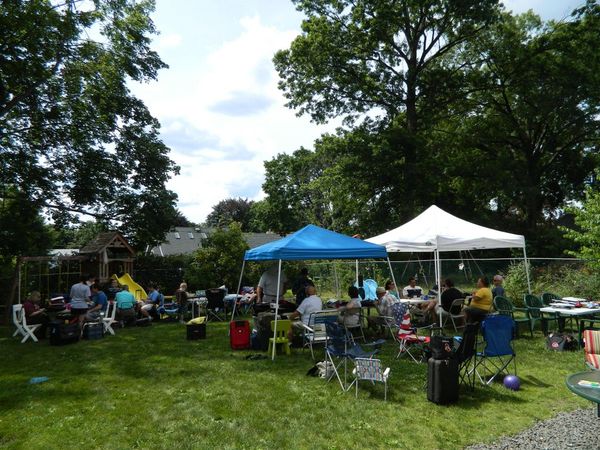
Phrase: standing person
[
  {"left": 257, "top": 264, "right": 287, "bottom": 304},
  {"left": 402, "top": 277, "right": 423, "bottom": 298},
  {"left": 70, "top": 274, "right": 93, "bottom": 324},
  {"left": 464, "top": 277, "right": 493, "bottom": 323},
  {"left": 175, "top": 282, "right": 191, "bottom": 323},
  {"left": 492, "top": 275, "right": 505, "bottom": 298},
  {"left": 85, "top": 284, "right": 108, "bottom": 321},
  {"left": 292, "top": 267, "right": 314, "bottom": 306},
  {"left": 23, "top": 291, "right": 49, "bottom": 338}
]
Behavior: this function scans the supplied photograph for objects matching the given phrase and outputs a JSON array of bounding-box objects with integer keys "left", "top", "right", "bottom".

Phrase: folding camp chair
[
  {"left": 474, "top": 315, "right": 517, "bottom": 385},
  {"left": 12, "top": 304, "right": 42, "bottom": 343},
  {"left": 441, "top": 298, "right": 465, "bottom": 332},
  {"left": 454, "top": 323, "right": 479, "bottom": 390},
  {"left": 157, "top": 295, "right": 180, "bottom": 321},
  {"left": 325, "top": 322, "right": 378, "bottom": 391},
  {"left": 583, "top": 329, "right": 600, "bottom": 371},
  {"left": 205, "top": 288, "right": 226, "bottom": 321},
  {"left": 301, "top": 310, "right": 339, "bottom": 360},
  {"left": 340, "top": 306, "right": 366, "bottom": 342},
  {"left": 393, "top": 302, "right": 431, "bottom": 363},
  {"left": 352, "top": 358, "right": 391, "bottom": 400}
]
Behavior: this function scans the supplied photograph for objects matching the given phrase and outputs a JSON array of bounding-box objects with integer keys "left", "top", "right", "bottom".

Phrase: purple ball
[{"left": 504, "top": 374, "right": 520, "bottom": 391}]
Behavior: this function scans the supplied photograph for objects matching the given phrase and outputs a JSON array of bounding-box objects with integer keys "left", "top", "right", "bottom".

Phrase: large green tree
[
  {"left": 206, "top": 198, "right": 255, "bottom": 231},
  {"left": 449, "top": 7, "right": 600, "bottom": 242},
  {"left": 0, "top": 0, "right": 179, "bottom": 250}
]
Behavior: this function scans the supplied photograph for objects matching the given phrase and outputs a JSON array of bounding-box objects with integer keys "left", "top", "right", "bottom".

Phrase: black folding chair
[
  {"left": 454, "top": 323, "right": 479, "bottom": 391},
  {"left": 205, "top": 288, "right": 226, "bottom": 321}
]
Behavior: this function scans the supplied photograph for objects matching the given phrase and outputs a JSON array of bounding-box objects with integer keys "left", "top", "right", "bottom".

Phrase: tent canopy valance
[
  {"left": 365, "top": 205, "right": 525, "bottom": 252},
  {"left": 244, "top": 224, "right": 388, "bottom": 261}
]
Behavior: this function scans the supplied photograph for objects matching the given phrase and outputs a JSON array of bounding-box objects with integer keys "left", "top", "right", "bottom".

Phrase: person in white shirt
[
  {"left": 257, "top": 264, "right": 288, "bottom": 304},
  {"left": 287, "top": 285, "right": 322, "bottom": 339},
  {"left": 402, "top": 277, "right": 423, "bottom": 298},
  {"left": 339, "top": 285, "right": 362, "bottom": 328}
]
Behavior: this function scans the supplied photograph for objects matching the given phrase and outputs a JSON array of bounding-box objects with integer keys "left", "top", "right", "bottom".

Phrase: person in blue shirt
[
  {"left": 115, "top": 285, "right": 137, "bottom": 324},
  {"left": 140, "top": 283, "right": 161, "bottom": 320},
  {"left": 85, "top": 284, "right": 108, "bottom": 321}
]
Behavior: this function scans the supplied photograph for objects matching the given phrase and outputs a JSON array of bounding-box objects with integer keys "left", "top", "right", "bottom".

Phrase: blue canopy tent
[{"left": 231, "top": 224, "right": 396, "bottom": 359}]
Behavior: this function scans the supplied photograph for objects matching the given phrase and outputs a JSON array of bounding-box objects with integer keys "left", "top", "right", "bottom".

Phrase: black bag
[
  {"left": 49, "top": 321, "right": 80, "bottom": 346},
  {"left": 82, "top": 322, "right": 104, "bottom": 340},
  {"left": 427, "top": 357, "right": 459, "bottom": 404},
  {"left": 546, "top": 332, "right": 578, "bottom": 351},
  {"left": 187, "top": 323, "right": 206, "bottom": 340},
  {"left": 430, "top": 336, "right": 454, "bottom": 360}
]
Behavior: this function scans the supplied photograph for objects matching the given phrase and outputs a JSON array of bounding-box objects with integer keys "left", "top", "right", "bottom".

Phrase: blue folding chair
[
  {"left": 474, "top": 314, "right": 517, "bottom": 385},
  {"left": 325, "top": 321, "right": 378, "bottom": 391}
]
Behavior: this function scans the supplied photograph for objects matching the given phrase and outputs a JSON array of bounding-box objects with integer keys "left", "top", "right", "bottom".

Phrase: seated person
[
  {"left": 464, "top": 277, "right": 493, "bottom": 323},
  {"left": 106, "top": 278, "right": 121, "bottom": 301},
  {"left": 85, "top": 283, "right": 108, "bottom": 321},
  {"left": 140, "top": 283, "right": 161, "bottom": 319},
  {"left": 367, "top": 286, "right": 397, "bottom": 332},
  {"left": 287, "top": 285, "right": 322, "bottom": 340},
  {"left": 491, "top": 274, "right": 505, "bottom": 298},
  {"left": 384, "top": 279, "right": 399, "bottom": 299},
  {"left": 115, "top": 285, "right": 137, "bottom": 324},
  {"left": 339, "top": 286, "right": 362, "bottom": 328},
  {"left": 402, "top": 277, "right": 423, "bottom": 298},
  {"left": 23, "top": 291, "right": 49, "bottom": 338},
  {"left": 439, "top": 279, "right": 465, "bottom": 314}
]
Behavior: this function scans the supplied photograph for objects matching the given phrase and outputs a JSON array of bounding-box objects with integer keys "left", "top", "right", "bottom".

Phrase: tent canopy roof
[
  {"left": 244, "top": 224, "right": 388, "bottom": 261},
  {"left": 366, "top": 205, "right": 525, "bottom": 252}
]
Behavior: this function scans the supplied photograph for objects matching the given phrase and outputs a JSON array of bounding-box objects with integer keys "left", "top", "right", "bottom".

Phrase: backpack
[{"left": 546, "top": 332, "right": 578, "bottom": 351}]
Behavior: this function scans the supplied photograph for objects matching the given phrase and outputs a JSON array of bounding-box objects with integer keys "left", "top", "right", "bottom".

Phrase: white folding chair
[
  {"left": 353, "top": 358, "right": 391, "bottom": 400},
  {"left": 12, "top": 304, "right": 41, "bottom": 343},
  {"left": 102, "top": 301, "right": 117, "bottom": 335}
]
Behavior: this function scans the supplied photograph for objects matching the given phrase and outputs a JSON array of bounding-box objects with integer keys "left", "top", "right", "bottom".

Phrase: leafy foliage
[
  {"left": 205, "top": 198, "right": 255, "bottom": 231},
  {"left": 0, "top": 0, "right": 179, "bottom": 250},
  {"left": 563, "top": 181, "right": 600, "bottom": 270},
  {"left": 186, "top": 223, "right": 249, "bottom": 290}
]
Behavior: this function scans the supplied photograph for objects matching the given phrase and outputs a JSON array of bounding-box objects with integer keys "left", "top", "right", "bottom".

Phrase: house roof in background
[
  {"left": 149, "top": 227, "right": 281, "bottom": 256},
  {"left": 79, "top": 232, "right": 134, "bottom": 255}
]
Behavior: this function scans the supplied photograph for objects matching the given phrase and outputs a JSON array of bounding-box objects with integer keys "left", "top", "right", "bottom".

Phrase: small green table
[{"left": 566, "top": 371, "right": 600, "bottom": 417}]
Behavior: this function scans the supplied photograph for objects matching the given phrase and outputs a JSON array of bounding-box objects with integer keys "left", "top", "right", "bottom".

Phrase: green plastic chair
[
  {"left": 493, "top": 296, "right": 531, "bottom": 337},
  {"left": 268, "top": 320, "right": 291, "bottom": 356},
  {"left": 524, "top": 294, "right": 559, "bottom": 335},
  {"left": 541, "top": 292, "right": 561, "bottom": 306}
]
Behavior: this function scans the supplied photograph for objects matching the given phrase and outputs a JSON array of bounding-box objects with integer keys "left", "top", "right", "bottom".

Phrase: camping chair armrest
[
  {"left": 300, "top": 323, "right": 315, "bottom": 333},
  {"left": 514, "top": 307, "right": 528, "bottom": 313}
]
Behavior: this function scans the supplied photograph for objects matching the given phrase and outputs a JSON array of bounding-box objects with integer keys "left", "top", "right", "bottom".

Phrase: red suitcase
[{"left": 230, "top": 320, "right": 251, "bottom": 350}]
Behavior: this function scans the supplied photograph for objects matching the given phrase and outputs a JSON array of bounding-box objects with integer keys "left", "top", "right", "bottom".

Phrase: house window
[
  {"left": 188, "top": 232, "right": 194, "bottom": 239},
  {"left": 174, "top": 232, "right": 181, "bottom": 239}
]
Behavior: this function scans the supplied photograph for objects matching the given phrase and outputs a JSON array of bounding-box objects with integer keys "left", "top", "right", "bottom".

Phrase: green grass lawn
[{"left": 0, "top": 319, "right": 589, "bottom": 450}]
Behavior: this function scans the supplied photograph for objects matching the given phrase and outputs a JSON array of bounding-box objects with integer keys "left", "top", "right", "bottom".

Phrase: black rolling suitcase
[{"left": 427, "top": 357, "right": 459, "bottom": 404}]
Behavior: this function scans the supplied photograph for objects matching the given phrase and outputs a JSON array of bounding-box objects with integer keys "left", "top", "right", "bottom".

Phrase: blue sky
[{"left": 132, "top": 0, "right": 584, "bottom": 223}]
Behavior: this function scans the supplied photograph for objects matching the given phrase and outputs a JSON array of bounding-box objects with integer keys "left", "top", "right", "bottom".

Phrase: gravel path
[{"left": 466, "top": 407, "right": 599, "bottom": 450}]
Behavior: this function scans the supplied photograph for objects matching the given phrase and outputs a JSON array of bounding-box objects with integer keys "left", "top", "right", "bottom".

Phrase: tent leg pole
[
  {"left": 230, "top": 260, "right": 245, "bottom": 323},
  {"left": 435, "top": 249, "right": 442, "bottom": 328},
  {"left": 523, "top": 246, "right": 532, "bottom": 294},
  {"left": 272, "top": 259, "right": 282, "bottom": 361},
  {"left": 386, "top": 258, "right": 400, "bottom": 299},
  {"left": 355, "top": 260, "right": 359, "bottom": 285}
]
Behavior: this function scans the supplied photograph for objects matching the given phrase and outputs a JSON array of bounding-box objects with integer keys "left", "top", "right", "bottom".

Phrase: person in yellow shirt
[{"left": 465, "top": 277, "right": 493, "bottom": 323}]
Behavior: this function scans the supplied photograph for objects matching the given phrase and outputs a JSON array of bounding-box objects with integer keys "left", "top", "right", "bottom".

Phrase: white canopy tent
[{"left": 366, "top": 205, "right": 531, "bottom": 324}]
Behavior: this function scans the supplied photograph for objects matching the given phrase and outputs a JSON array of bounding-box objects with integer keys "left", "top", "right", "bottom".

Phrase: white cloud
[{"left": 134, "top": 15, "right": 337, "bottom": 223}]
